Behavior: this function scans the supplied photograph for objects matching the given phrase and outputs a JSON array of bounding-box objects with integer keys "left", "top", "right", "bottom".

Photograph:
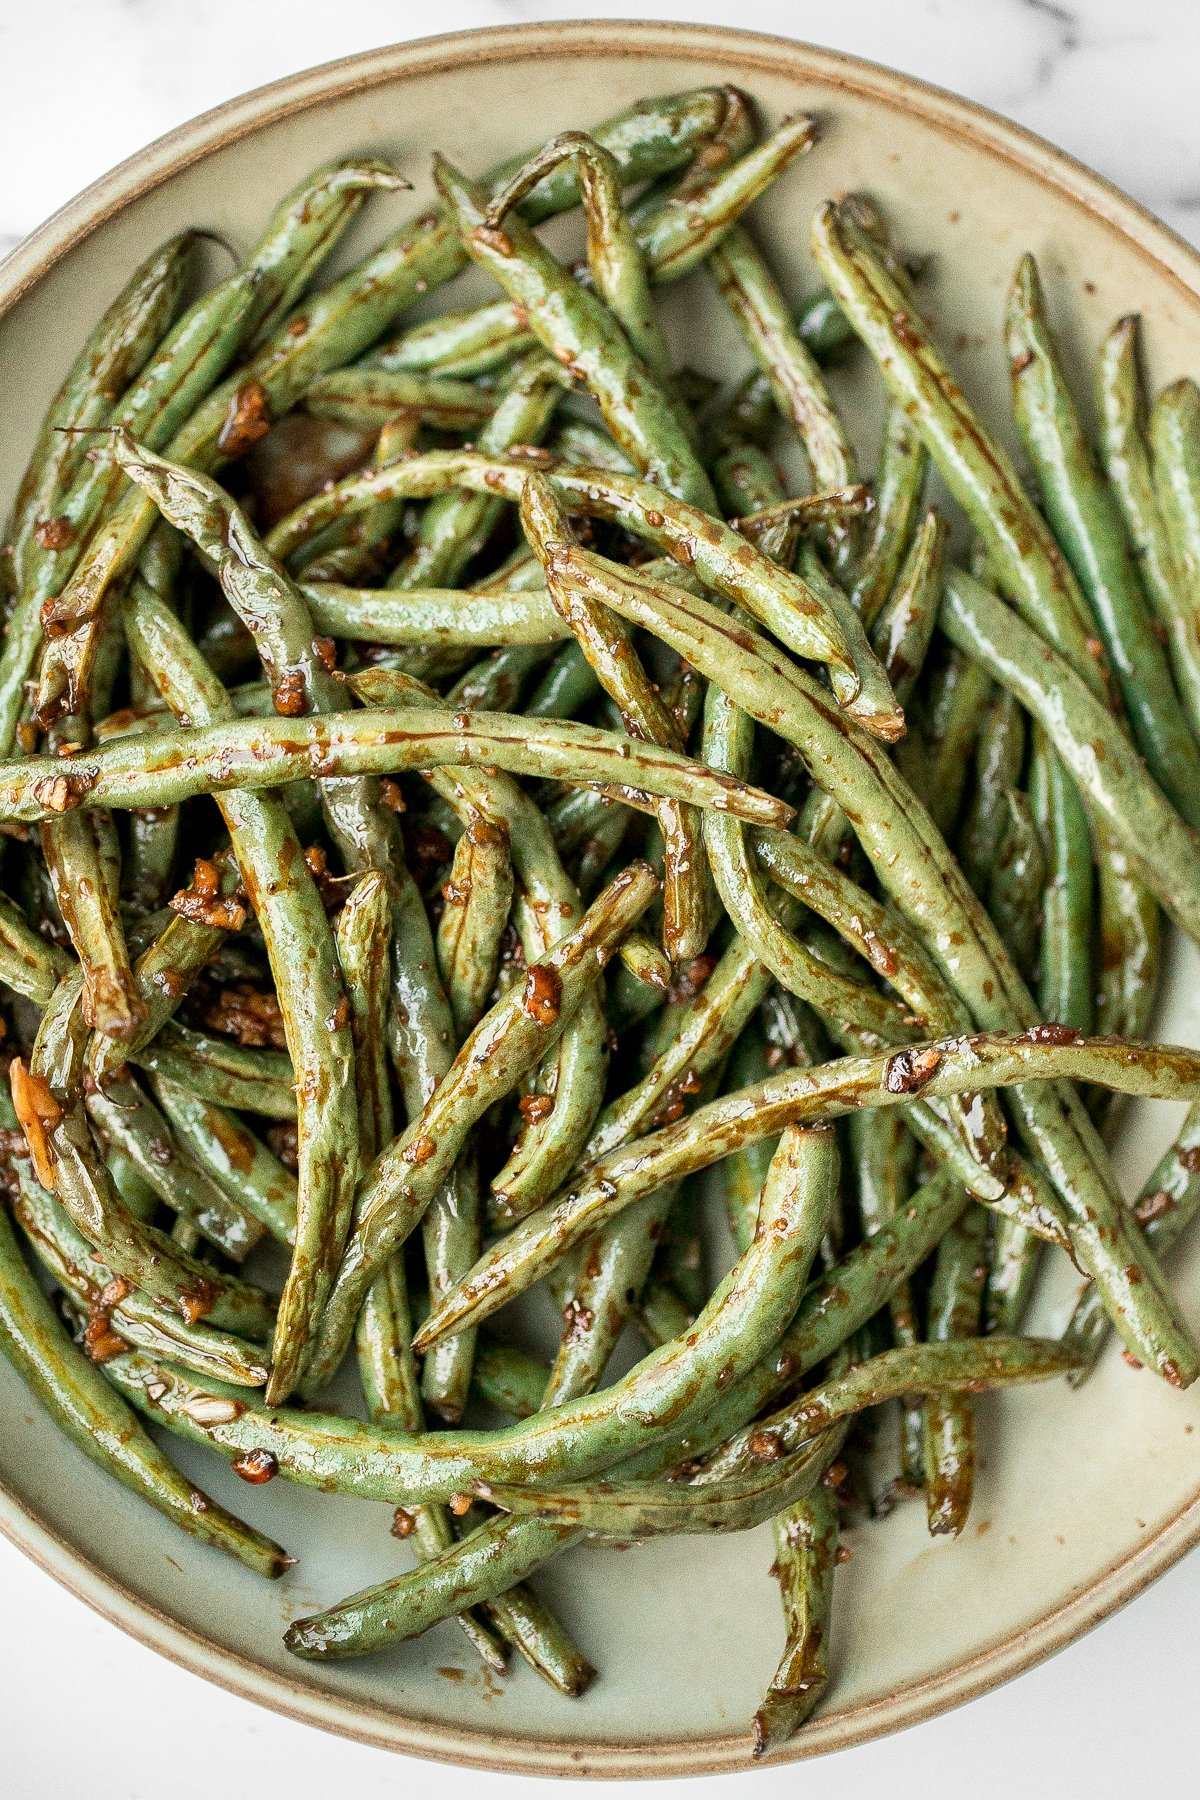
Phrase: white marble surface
[{"left": 2, "top": 3, "right": 1199, "bottom": 1795}]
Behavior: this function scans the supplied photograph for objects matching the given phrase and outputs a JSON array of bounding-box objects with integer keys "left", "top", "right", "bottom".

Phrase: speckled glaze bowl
[{"left": 2, "top": 20, "right": 1199, "bottom": 1777}]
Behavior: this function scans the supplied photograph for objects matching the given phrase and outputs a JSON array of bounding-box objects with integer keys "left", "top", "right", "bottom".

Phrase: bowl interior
[{"left": 2, "top": 21, "right": 1200, "bottom": 1777}]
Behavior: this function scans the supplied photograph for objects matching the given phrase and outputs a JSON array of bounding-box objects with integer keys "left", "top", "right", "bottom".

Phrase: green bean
[
  {"left": 633, "top": 112, "right": 817, "bottom": 282},
  {"left": 434, "top": 158, "right": 713, "bottom": 511},
  {"left": 488, "top": 133, "right": 670, "bottom": 381},
  {"left": 369, "top": 299, "right": 533, "bottom": 380},
  {"left": 86, "top": 1074, "right": 263, "bottom": 1261},
  {"left": 754, "top": 1481, "right": 839, "bottom": 1754},
  {"left": 170, "top": 1105, "right": 828, "bottom": 1517},
  {"left": 289, "top": 410, "right": 420, "bottom": 585},
  {"left": 1098, "top": 318, "right": 1200, "bottom": 740},
  {"left": 694, "top": 1335, "right": 1081, "bottom": 1488},
  {"left": 417, "top": 1142, "right": 483, "bottom": 1425},
  {"left": 481, "top": 1577, "right": 596, "bottom": 1698},
  {"left": 435, "top": 819, "right": 513, "bottom": 1040},
  {"left": 947, "top": 575, "right": 1155, "bottom": 1119},
  {"left": 896, "top": 647, "right": 993, "bottom": 839},
  {"left": 824, "top": 206, "right": 1162, "bottom": 1126},
  {"left": 550, "top": 419, "right": 635, "bottom": 476},
  {"left": 543, "top": 1182, "right": 682, "bottom": 1405},
  {"left": 810, "top": 203, "right": 1098, "bottom": 683},
  {"left": 711, "top": 441, "right": 799, "bottom": 560},
  {"left": 123, "top": 794, "right": 180, "bottom": 917},
  {"left": 487, "top": 88, "right": 735, "bottom": 223},
  {"left": 960, "top": 689, "right": 1027, "bottom": 897},
  {"left": 304, "top": 862, "right": 659, "bottom": 1391},
  {"left": 120, "top": 584, "right": 358, "bottom": 1405},
  {"left": 124, "top": 431, "right": 645, "bottom": 1415},
  {"left": 1150, "top": 378, "right": 1200, "bottom": 708},
  {"left": 481, "top": 1436, "right": 839, "bottom": 1539},
  {"left": 263, "top": 452, "right": 885, "bottom": 722},
  {"left": 869, "top": 508, "right": 945, "bottom": 707},
  {"left": 550, "top": 977, "right": 721, "bottom": 1391},
  {"left": 91, "top": 844, "right": 245, "bottom": 1080},
  {"left": 1094, "top": 835, "right": 1161, "bottom": 1045},
  {"left": 39, "top": 1095, "right": 273, "bottom": 1348},
  {"left": 526, "top": 473, "right": 708, "bottom": 964},
  {"left": 941, "top": 567, "right": 1200, "bottom": 944},
  {"left": 997, "top": 731, "right": 1090, "bottom": 1323},
  {"left": 1063, "top": 1101, "right": 1200, "bottom": 1375},
  {"left": 0, "top": 697, "right": 790, "bottom": 829},
  {"left": 363, "top": 1268, "right": 517, "bottom": 1669},
  {"left": 0, "top": 1196, "right": 289, "bottom": 1574},
  {"left": 450, "top": 641, "right": 556, "bottom": 716},
  {"left": 413, "top": 1024, "right": 1200, "bottom": 1356},
  {"left": 720, "top": 1020, "right": 780, "bottom": 1253},
  {"left": 0, "top": 890, "right": 70, "bottom": 1003},
  {"left": 132, "top": 1022, "right": 296, "bottom": 1120},
  {"left": 40, "top": 807, "right": 143, "bottom": 1042},
  {"left": 797, "top": 557, "right": 910, "bottom": 751},
  {"left": 534, "top": 542, "right": 1193, "bottom": 1377},
  {"left": 1, "top": 233, "right": 200, "bottom": 752},
  {"left": 852, "top": 406, "right": 928, "bottom": 627},
  {"left": 1006, "top": 255, "right": 1200, "bottom": 827},
  {"left": 851, "top": 1111, "right": 924, "bottom": 1487},
  {"left": 713, "top": 417, "right": 895, "bottom": 1000},
  {"left": 9, "top": 1145, "right": 270, "bottom": 1390},
  {"left": 301, "top": 368, "right": 496, "bottom": 432},
  {"left": 105, "top": 1141, "right": 161, "bottom": 1223},
  {"left": 987, "top": 789, "right": 1047, "bottom": 984},
  {"left": 283, "top": 1514, "right": 581, "bottom": 1662},
  {"left": 5, "top": 233, "right": 192, "bottom": 598},
  {"left": 301, "top": 581, "right": 564, "bottom": 646},
  {"left": 747, "top": 947, "right": 823, "bottom": 1042},
  {"left": 152, "top": 1078, "right": 298, "bottom": 1247},
  {"left": 472, "top": 1338, "right": 552, "bottom": 1422},
  {"left": 709, "top": 226, "right": 858, "bottom": 570},
  {"left": 921, "top": 1204, "right": 988, "bottom": 1536},
  {"left": 359, "top": 103, "right": 812, "bottom": 404},
  {"left": 616, "top": 929, "right": 673, "bottom": 993},
  {"left": 710, "top": 370, "right": 778, "bottom": 454},
  {"left": 453, "top": 1120, "right": 836, "bottom": 1484},
  {"left": 985, "top": 1215, "right": 1042, "bottom": 1337},
  {"left": 659, "top": 1181, "right": 708, "bottom": 1316},
  {"left": 729, "top": 484, "right": 873, "bottom": 544},
  {"left": 633, "top": 1278, "right": 694, "bottom": 1349},
  {"left": 356, "top": 1255, "right": 423, "bottom": 1436}
]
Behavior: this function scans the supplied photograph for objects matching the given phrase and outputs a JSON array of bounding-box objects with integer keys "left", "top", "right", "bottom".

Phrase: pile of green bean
[{"left": 2, "top": 82, "right": 1200, "bottom": 1753}]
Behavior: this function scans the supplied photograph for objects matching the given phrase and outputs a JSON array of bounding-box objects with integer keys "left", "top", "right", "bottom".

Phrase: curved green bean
[{"left": 412, "top": 1025, "right": 1200, "bottom": 1354}]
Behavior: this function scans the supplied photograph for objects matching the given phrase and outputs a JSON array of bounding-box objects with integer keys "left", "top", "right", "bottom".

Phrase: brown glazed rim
[{"left": 2, "top": 19, "right": 1199, "bottom": 1778}]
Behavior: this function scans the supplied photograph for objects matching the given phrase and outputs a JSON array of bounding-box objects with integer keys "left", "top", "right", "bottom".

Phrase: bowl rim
[{"left": 2, "top": 16, "right": 1200, "bottom": 1778}]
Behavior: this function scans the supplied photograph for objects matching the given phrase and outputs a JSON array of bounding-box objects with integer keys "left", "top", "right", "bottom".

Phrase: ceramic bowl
[{"left": 2, "top": 20, "right": 1199, "bottom": 1777}]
